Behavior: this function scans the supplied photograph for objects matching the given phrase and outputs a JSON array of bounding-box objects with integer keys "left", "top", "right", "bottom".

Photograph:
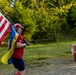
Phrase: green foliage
[
  {"left": 0, "top": 0, "right": 12, "bottom": 13},
  {"left": 0, "top": 0, "right": 76, "bottom": 42},
  {"left": 66, "top": 2, "right": 76, "bottom": 38},
  {"left": 9, "top": 1, "right": 36, "bottom": 41},
  {"left": 67, "top": 2, "right": 76, "bottom": 29}
]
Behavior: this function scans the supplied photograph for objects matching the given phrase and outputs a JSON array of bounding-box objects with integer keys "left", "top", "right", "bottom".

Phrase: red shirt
[{"left": 12, "top": 34, "right": 24, "bottom": 59}]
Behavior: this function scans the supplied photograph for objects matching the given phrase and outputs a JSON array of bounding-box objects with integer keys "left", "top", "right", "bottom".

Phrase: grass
[
  {"left": 24, "top": 41, "right": 75, "bottom": 63},
  {"left": 0, "top": 41, "right": 75, "bottom": 65}
]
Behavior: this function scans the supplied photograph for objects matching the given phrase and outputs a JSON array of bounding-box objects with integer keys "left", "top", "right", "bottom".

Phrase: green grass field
[
  {"left": 0, "top": 41, "right": 75, "bottom": 64},
  {"left": 24, "top": 41, "right": 75, "bottom": 63}
]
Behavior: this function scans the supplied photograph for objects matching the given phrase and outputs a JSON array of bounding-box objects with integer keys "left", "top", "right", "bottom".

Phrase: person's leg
[
  {"left": 18, "top": 59, "right": 26, "bottom": 75},
  {"left": 19, "top": 70, "right": 26, "bottom": 75},
  {"left": 12, "top": 58, "right": 26, "bottom": 75}
]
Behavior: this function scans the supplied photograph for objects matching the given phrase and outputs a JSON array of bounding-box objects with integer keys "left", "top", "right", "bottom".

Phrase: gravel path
[{"left": 0, "top": 58, "right": 76, "bottom": 75}]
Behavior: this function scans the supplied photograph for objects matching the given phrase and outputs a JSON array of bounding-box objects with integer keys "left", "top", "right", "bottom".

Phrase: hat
[{"left": 14, "top": 23, "right": 24, "bottom": 29}]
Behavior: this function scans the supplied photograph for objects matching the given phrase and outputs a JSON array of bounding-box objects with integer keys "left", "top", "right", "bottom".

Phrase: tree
[
  {"left": 67, "top": 2, "right": 76, "bottom": 29},
  {"left": 0, "top": 0, "right": 12, "bottom": 16},
  {"left": 0, "top": 0, "right": 36, "bottom": 41},
  {"left": 1, "top": 0, "right": 76, "bottom": 42}
]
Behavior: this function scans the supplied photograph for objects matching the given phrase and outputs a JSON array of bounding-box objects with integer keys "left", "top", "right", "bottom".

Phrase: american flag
[{"left": 0, "top": 13, "right": 11, "bottom": 44}]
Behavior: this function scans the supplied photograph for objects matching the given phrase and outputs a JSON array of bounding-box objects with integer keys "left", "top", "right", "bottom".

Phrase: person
[{"left": 12, "top": 23, "right": 28, "bottom": 75}]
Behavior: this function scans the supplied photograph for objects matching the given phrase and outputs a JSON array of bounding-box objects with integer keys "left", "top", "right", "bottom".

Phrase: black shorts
[{"left": 12, "top": 58, "right": 25, "bottom": 71}]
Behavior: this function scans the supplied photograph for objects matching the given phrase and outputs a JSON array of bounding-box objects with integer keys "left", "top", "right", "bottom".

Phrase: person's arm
[{"left": 16, "top": 42, "right": 27, "bottom": 48}]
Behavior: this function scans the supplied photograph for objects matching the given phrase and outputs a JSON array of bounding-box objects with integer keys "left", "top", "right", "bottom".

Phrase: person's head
[{"left": 14, "top": 23, "right": 24, "bottom": 34}]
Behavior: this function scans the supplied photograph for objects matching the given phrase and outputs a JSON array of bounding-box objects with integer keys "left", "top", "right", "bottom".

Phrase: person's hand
[{"left": 23, "top": 39, "right": 29, "bottom": 46}]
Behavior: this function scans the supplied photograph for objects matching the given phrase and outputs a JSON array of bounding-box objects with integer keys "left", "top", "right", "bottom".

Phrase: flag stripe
[
  {"left": 0, "top": 22, "right": 10, "bottom": 38},
  {"left": 0, "top": 15, "right": 3, "bottom": 23},
  {"left": 0, "top": 20, "right": 7, "bottom": 32},
  {"left": 0, "top": 24, "right": 11, "bottom": 43},
  {"left": 0, "top": 16, "right": 5, "bottom": 27}
]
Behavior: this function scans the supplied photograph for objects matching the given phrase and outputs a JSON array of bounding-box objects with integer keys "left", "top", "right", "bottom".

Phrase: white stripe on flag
[{"left": 0, "top": 21, "right": 10, "bottom": 38}]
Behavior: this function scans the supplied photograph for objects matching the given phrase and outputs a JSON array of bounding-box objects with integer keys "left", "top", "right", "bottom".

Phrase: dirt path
[{"left": 0, "top": 58, "right": 76, "bottom": 75}]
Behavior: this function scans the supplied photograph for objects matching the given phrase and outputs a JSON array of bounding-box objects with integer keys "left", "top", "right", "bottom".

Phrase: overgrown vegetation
[{"left": 0, "top": 0, "right": 76, "bottom": 42}]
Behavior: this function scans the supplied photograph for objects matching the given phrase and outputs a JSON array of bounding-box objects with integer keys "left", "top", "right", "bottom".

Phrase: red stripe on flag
[
  {"left": 0, "top": 20, "right": 7, "bottom": 32},
  {"left": 0, "top": 16, "right": 3, "bottom": 22}
]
